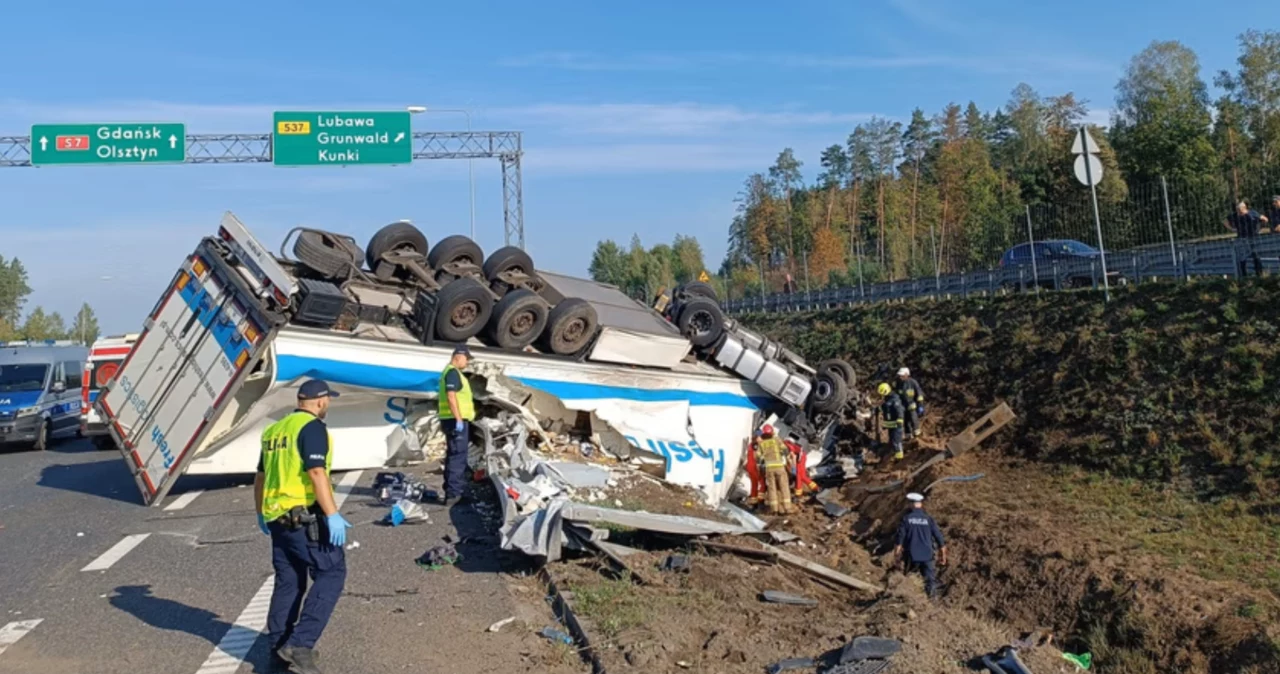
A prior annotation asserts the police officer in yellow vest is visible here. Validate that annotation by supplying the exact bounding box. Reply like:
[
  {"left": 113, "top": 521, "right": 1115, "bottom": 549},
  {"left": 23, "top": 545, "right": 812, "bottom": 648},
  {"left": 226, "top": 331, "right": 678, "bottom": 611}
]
[
  {"left": 439, "top": 345, "right": 475, "bottom": 505},
  {"left": 254, "top": 379, "right": 350, "bottom": 674}
]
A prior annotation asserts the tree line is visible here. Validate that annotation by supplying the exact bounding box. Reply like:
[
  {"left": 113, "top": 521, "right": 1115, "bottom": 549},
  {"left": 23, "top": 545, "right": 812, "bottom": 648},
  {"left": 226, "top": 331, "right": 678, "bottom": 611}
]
[
  {"left": 0, "top": 255, "right": 101, "bottom": 344},
  {"left": 587, "top": 32, "right": 1280, "bottom": 297}
]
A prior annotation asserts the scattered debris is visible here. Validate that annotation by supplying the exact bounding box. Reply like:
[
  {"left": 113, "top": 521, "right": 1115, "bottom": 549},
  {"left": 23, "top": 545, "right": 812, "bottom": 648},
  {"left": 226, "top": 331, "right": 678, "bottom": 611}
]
[
  {"left": 538, "top": 626, "right": 574, "bottom": 645},
  {"left": 980, "top": 646, "right": 1033, "bottom": 674},
  {"left": 945, "top": 402, "right": 1015, "bottom": 457},
  {"left": 1061, "top": 652, "right": 1092, "bottom": 670},
  {"left": 766, "top": 657, "right": 816, "bottom": 673},
  {"left": 758, "top": 542, "right": 884, "bottom": 593},
  {"left": 841, "top": 636, "right": 902, "bottom": 662},
  {"left": 487, "top": 616, "right": 516, "bottom": 633},
  {"left": 415, "top": 542, "right": 461, "bottom": 570},
  {"left": 384, "top": 499, "right": 429, "bottom": 526},
  {"left": 760, "top": 590, "right": 817, "bottom": 607},
  {"left": 661, "top": 554, "right": 691, "bottom": 573}
]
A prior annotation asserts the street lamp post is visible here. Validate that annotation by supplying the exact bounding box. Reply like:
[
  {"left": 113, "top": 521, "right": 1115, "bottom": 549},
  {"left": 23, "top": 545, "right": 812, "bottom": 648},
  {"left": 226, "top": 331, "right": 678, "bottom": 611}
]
[{"left": 407, "top": 105, "right": 476, "bottom": 241}]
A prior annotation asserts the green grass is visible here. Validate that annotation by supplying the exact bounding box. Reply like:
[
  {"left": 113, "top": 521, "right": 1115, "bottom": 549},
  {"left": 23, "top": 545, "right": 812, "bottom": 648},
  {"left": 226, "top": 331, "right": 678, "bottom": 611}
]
[{"left": 568, "top": 573, "right": 652, "bottom": 639}]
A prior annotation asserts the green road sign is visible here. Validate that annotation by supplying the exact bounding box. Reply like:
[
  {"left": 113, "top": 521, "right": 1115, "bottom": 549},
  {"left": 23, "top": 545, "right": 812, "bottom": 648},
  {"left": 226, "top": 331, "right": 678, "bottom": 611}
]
[
  {"left": 30, "top": 123, "right": 186, "bottom": 166},
  {"left": 271, "top": 111, "right": 413, "bottom": 167}
]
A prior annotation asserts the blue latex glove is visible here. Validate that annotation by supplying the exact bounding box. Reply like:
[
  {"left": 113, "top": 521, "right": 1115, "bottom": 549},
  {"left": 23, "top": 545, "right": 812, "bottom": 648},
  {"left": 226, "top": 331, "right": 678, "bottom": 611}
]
[
  {"left": 917, "top": 404, "right": 925, "bottom": 416},
  {"left": 257, "top": 512, "right": 270, "bottom": 536},
  {"left": 326, "top": 513, "right": 351, "bottom": 547},
  {"left": 452, "top": 421, "right": 468, "bottom": 437}
]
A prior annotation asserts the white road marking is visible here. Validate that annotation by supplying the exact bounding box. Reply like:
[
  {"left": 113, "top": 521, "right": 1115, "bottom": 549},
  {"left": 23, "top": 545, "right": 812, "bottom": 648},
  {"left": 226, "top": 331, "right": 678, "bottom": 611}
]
[
  {"left": 81, "top": 534, "right": 151, "bottom": 572},
  {"left": 0, "top": 619, "right": 42, "bottom": 656},
  {"left": 164, "top": 490, "right": 205, "bottom": 511},
  {"left": 193, "top": 470, "right": 363, "bottom": 674}
]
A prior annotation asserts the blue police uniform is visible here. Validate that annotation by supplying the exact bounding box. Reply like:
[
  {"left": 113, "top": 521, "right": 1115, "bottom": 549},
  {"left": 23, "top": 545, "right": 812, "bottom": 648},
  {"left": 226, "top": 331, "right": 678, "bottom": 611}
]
[
  {"left": 896, "top": 507, "right": 945, "bottom": 597},
  {"left": 259, "top": 407, "right": 347, "bottom": 654},
  {"left": 438, "top": 357, "right": 475, "bottom": 501}
]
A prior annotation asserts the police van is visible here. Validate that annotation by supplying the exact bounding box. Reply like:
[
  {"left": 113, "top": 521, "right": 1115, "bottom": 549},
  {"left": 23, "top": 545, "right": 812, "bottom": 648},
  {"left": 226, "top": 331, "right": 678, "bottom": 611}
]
[
  {"left": 80, "top": 334, "right": 139, "bottom": 450},
  {"left": 0, "top": 340, "right": 88, "bottom": 450}
]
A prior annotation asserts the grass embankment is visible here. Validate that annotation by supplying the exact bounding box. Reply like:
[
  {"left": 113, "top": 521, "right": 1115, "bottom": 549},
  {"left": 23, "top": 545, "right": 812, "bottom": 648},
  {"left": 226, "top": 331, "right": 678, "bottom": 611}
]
[{"left": 743, "top": 279, "right": 1280, "bottom": 592}]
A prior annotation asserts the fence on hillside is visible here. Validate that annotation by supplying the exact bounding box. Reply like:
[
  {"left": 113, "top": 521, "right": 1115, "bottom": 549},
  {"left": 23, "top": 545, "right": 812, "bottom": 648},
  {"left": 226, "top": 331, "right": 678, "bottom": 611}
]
[{"left": 721, "top": 171, "right": 1280, "bottom": 314}]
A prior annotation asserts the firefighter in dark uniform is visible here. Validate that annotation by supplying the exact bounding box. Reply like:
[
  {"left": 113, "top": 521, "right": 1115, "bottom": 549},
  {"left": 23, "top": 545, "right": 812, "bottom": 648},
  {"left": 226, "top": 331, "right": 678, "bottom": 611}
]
[
  {"left": 877, "top": 382, "right": 906, "bottom": 461},
  {"left": 439, "top": 344, "right": 475, "bottom": 505},
  {"left": 255, "top": 379, "right": 350, "bottom": 674},
  {"left": 895, "top": 367, "right": 925, "bottom": 440},
  {"left": 895, "top": 492, "right": 948, "bottom": 598}
]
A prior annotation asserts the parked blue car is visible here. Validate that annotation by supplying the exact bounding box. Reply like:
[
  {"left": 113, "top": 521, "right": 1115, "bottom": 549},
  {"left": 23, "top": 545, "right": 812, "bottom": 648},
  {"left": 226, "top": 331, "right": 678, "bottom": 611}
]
[{"left": 999, "top": 239, "right": 1124, "bottom": 288}]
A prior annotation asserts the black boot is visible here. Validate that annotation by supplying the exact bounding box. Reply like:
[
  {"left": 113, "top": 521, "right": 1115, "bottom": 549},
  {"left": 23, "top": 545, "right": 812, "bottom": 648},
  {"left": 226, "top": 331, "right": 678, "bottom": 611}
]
[{"left": 277, "top": 646, "right": 323, "bottom": 674}]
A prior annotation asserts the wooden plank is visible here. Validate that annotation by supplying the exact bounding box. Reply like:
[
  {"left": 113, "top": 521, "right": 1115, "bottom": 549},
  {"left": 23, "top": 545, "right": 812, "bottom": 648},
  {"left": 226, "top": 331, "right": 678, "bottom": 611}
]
[
  {"left": 759, "top": 543, "right": 884, "bottom": 594},
  {"left": 946, "top": 402, "right": 1016, "bottom": 457}
]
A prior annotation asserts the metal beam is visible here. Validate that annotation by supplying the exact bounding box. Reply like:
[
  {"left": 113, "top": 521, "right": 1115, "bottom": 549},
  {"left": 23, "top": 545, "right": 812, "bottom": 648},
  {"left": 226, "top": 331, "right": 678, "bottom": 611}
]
[{"left": 0, "top": 131, "right": 526, "bottom": 247}]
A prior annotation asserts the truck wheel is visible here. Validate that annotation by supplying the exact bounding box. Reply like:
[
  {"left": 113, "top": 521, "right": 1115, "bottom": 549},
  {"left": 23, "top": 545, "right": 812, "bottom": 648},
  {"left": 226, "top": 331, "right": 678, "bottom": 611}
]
[
  {"left": 486, "top": 289, "right": 548, "bottom": 350},
  {"left": 34, "top": 421, "right": 51, "bottom": 452},
  {"left": 427, "top": 235, "right": 484, "bottom": 271},
  {"left": 294, "top": 230, "right": 363, "bottom": 280},
  {"left": 818, "top": 359, "right": 857, "bottom": 389},
  {"left": 540, "top": 298, "right": 598, "bottom": 355},
  {"left": 483, "top": 246, "right": 536, "bottom": 281},
  {"left": 810, "top": 371, "right": 848, "bottom": 414},
  {"left": 676, "top": 297, "right": 725, "bottom": 348},
  {"left": 433, "top": 277, "right": 494, "bottom": 342},
  {"left": 366, "top": 222, "right": 429, "bottom": 281},
  {"left": 680, "top": 281, "right": 718, "bottom": 302}
]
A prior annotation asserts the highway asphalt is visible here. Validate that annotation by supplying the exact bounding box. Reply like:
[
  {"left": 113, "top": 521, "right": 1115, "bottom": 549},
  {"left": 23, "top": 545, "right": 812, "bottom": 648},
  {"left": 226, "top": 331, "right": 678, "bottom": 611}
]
[{"left": 0, "top": 439, "right": 587, "bottom": 674}]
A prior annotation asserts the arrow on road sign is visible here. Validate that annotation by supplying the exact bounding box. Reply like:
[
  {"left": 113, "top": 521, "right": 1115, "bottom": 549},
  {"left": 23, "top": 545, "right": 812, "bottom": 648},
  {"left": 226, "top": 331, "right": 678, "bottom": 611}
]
[
  {"left": 169, "top": 135, "right": 177, "bottom": 149},
  {"left": 394, "top": 132, "right": 405, "bottom": 143},
  {"left": 39, "top": 137, "right": 47, "bottom": 151}
]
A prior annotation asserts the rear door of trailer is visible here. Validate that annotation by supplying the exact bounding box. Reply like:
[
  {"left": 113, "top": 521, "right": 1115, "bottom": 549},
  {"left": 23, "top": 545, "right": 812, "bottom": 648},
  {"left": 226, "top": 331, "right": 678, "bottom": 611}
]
[{"left": 97, "top": 218, "right": 289, "bottom": 505}]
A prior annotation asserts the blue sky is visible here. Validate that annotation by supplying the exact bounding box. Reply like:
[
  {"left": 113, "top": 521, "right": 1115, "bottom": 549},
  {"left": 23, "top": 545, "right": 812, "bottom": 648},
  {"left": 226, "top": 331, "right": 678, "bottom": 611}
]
[{"left": 0, "top": 0, "right": 1268, "bottom": 333}]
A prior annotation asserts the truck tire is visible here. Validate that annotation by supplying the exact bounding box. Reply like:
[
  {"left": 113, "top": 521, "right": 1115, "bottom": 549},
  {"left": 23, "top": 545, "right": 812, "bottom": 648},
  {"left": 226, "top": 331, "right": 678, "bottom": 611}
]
[
  {"left": 676, "top": 297, "right": 725, "bottom": 348},
  {"left": 680, "top": 281, "right": 718, "bottom": 301},
  {"left": 427, "top": 235, "right": 484, "bottom": 271},
  {"left": 483, "top": 246, "right": 536, "bottom": 281},
  {"left": 810, "top": 370, "right": 848, "bottom": 414},
  {"left": 485, "top": 289, "right": 548, "bottom": 350},
  {"left": 818, "top": 359, "right": 857, "bottom": 389},
  {"left": 433, "top": 277, "right": 494, "bottom": 342},
  {"left": 539, "top": 298, "right": 598, "bottom": 355},
  {"left": 294, "top": 230, "right": 363, "bottom": 280},
  {"left": 366, "top": 222, "right": 429, "bottom": 281}
]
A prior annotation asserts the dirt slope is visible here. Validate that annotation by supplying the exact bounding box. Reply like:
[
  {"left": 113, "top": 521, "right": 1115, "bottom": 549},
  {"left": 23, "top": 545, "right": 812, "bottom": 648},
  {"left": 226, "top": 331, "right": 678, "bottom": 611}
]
[{"left": 745, "top": 278, "right": 1280, "bottom": 497}]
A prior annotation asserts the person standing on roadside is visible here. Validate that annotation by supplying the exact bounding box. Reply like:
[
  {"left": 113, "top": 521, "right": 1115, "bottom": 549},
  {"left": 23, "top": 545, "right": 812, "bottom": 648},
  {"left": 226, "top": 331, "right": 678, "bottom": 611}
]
[
  {"left": 1266, "top": 196, "right": 1280, "bottom": 235},
  {"left": 256, "top": 379, "right": 350, "bottom": 674},
  {"left": 439, "top": 344, "right": 476, "bottom": 506},
  {"left": 894, "top": 492, "right": 947, "bottom": 599},
  {"left": 1224, "top": 201, "right": 1268, "bottom": 277},
  {"left": 895, "top": 367, "right": 926, "bottom": 440}
]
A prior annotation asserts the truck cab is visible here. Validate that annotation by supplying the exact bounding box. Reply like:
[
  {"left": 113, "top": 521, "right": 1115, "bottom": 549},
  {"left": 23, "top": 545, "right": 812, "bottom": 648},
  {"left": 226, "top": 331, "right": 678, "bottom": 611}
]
[
  {"left": 0, "top": 341, "right": 88, "bottom": 450},
  {"left": 80, "top": 334, "right": 139, "bottom": 450}
]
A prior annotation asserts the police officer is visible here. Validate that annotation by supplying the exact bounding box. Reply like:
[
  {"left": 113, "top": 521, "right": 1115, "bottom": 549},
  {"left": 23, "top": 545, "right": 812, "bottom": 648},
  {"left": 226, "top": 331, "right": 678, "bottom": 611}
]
[
  {"left": 439, "top": 345, "right": 475, "bottom": 505},
  {"left": 255, "top": 379, "right": 350, "bottom": 674},
  {"left": 895, "top": 367, "right": 925, "bottom": 440},
  {"left": 894, "top": 492, "right": 947, "bottom": 598},
  {"left": 877, "top": 383, "right": 906, "bottom": 461}
]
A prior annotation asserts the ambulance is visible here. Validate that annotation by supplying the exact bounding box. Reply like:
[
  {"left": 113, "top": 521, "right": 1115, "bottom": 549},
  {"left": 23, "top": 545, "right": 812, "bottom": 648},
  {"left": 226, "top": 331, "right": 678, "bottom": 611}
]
[{"left": 79, "top": 334, "right": 139, "bottom": 449}]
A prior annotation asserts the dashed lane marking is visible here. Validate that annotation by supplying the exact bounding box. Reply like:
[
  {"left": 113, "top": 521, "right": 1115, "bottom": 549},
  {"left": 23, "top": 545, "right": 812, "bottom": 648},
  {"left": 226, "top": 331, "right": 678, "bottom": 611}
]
[
  {"left": 193, "top": 470, "right": 364, "bottom": 674},
  {"left": 164, "top": 490, "right": 205, "bottom": 511},
  {"left": 0, "top": 619, "right": 42, "bottom": 657},
  {"left": 81, "top": 534, "right": 151, "bottom": 572}
]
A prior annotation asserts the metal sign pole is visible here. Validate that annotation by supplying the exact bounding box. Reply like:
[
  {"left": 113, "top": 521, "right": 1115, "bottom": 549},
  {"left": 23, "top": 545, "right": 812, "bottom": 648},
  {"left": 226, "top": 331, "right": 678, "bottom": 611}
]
[
  {"left": 1025, "top": 205, "right": 1038, "bottom": 294},
  {"left": 1079, "top": 127, "right": 1111, "bottom": 302},
  {"left": 1160, "top": 176, "right": 1179, "bottom": 279}
]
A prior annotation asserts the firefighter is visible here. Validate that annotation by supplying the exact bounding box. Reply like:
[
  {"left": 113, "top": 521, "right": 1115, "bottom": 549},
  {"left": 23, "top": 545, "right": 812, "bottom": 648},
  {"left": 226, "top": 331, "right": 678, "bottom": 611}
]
[
  {"left": 756, "top": 424, "right": 795, "bottom": 514},
  {"left": 878, "top": 382, "right": 906, "bottom": 461},
  {"left": 895, "top": 367, "right": 925, "bottom": 440},
  {"left": 744, "top": 429, "right": 765, "bottom": 505},
  {"left": 786, "top": 437, "right": 819, "bottom": 497}
]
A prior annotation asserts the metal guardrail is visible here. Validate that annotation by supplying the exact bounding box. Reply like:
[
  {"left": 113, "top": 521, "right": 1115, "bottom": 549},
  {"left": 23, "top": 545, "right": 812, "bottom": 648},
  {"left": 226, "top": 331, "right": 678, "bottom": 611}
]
[{"left": 725, "top": 236, "right": 1280, "bottom": 314}]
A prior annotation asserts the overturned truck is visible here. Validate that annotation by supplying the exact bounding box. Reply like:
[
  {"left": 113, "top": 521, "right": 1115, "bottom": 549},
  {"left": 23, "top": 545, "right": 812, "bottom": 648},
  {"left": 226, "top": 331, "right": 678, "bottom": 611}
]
[{"left": 94, "top": 212, "right": 862, "bottom": 512}]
